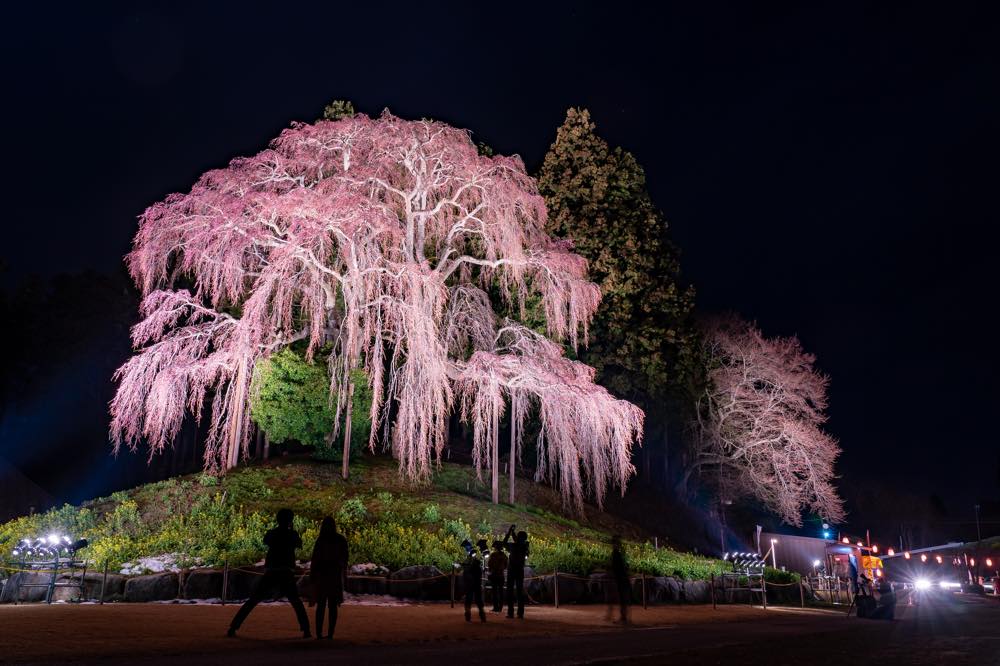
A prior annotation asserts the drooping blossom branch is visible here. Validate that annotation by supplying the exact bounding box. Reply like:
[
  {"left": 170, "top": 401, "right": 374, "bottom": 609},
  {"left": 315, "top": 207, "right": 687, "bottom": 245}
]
[{"left": 111, "top": 111, "right": 642, "bottom": 505}]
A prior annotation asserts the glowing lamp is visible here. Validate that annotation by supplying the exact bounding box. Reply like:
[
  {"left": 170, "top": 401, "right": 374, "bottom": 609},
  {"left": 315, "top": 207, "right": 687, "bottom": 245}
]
[
  {"left": 857, "top": 541, "right": 863, "bottom": 547},
  {"left": 842, "top": 537, "right": 850, "bottom": 544},
  {"left": 935, "top": 555, "right": 943, "bottom": 564},
  {"left": 915, "top": 578, "right": 931, "bottom": 591},
  {"left": 921, "top": 554, "right": 928, "bottom": 562},
  {"left": 875, "top": 569, "right": 883, "bottom": 577},
  {"left": 887, "top": 548, "right": 895, "bottom": 557},
  {"left": 904, "top": 552, "right": 911, "bottom": 559},
  {"left": 970, "top": 558, "right": 975, "bottom": 567},
  {"left": 812, "top": 559, "right": 821, "bottom": 567},
  {"left": 872, "top": 545, "right": 878, "bottom": 553},
  {"left": 987, "top": 558, "right": 993, "bottom": 567}
]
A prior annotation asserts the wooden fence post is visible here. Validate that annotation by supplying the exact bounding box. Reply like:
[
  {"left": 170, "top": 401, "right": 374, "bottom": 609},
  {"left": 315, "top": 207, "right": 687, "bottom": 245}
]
[
  {"left": 221, "top": 559, "right": 229, "bottom": 606},
  {"left": 100, "top": 560, "right": 109, "bottom": 605},
  {"left": 761, "top": 578, "right": 767, "bottom": 609},
  {"left": 554, "top": 571, "right": 559, "bottom": 608},
  {"left": 641, "top": 573, "right": 647, "bottom": 609},
  {"left": 800, "top": 581, "right": 805, "bottom": 608}
]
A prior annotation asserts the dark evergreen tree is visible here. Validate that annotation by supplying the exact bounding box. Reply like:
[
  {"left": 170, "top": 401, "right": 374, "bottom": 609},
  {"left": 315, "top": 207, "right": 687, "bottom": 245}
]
[{"left": 538, "top": 108, "right": 702, "bottom": 485}]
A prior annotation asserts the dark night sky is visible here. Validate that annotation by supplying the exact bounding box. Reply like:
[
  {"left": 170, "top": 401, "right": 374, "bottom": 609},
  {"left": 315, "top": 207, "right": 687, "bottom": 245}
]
[{"left": 2, "top": 3, "right": 997, "bottom": 535}]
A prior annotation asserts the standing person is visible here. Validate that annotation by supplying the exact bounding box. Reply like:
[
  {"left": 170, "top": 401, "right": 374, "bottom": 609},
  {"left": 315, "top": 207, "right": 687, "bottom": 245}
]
[
  {"left": 608, "top": 535, "right": 631, "bottom": 625},
  {"left": 461, "top": 540, "right": 486, "bottom": 622},
  {"left": 228, "top": 508, "right": 311, "bottom": 638},
  {"left": 310, "top": 516, "right": 349, "bottom": 639},
  {"left": 502, "top": 524, "right": 529, "bottom": 619},
  {"left": 487, "top": 540, "right": 508, "bottom": 612}
]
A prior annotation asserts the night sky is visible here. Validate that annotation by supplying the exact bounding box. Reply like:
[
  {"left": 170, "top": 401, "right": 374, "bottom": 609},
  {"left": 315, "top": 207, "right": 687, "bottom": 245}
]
[{"left": 2, "top": 4, "right": 997, "bottom": 537}]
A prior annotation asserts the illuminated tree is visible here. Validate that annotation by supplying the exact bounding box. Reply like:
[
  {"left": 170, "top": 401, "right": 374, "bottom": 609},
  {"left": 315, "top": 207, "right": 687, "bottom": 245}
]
[
  {"left": 687, "top": 315, "right": 845, "bottom": 525},
  {"left": 110, "top": 111, "right": 643, "bottom": 509}
]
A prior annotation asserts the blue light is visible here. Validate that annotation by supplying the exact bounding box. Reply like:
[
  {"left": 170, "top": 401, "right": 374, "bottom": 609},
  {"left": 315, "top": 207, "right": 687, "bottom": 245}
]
[{"left": 823, "top": 531, "right": 831, "bottom": 539}]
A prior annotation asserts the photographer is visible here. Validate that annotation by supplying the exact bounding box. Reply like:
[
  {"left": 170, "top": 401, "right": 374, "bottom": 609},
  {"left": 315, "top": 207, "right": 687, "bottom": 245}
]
[
  {"left": 502, "top": 524, "right": 529, "bottom": 619},
  {"left": 228, "top": 508, "right": 311, "bottom": 639},
  {"left": 461, "top": 539, "right": 487, "bottom": 622}
]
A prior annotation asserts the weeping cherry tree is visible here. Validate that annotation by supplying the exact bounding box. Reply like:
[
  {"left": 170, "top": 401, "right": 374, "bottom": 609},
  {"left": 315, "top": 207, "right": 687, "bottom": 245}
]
[{"left": 110, "top": 111, "right": 643, "bottom": 511}]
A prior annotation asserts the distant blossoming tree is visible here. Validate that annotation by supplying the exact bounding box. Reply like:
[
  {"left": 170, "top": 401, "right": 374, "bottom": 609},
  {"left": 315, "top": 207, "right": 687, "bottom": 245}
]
[
  {"left": 688, "top": 315, "right": 845, "bottom": 525},
  {"left": 110, "top": 111, "right": 643, "bottom": 510}
]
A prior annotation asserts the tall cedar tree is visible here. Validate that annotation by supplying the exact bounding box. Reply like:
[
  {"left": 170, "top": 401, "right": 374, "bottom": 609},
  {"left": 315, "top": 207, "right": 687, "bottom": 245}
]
[{"left": 539, "top": 109, "right": 701, "bottom": 475}]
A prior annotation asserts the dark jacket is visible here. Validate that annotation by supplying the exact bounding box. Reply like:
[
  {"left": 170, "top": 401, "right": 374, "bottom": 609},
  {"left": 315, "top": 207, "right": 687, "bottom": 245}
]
[
  {"left": 488, "top": 550, "right": 508, "bottom": 577},
  {"left": 463, "top": 552, "right": 484, "bottom": 583},
  {"left": 503, "top": 537, "right": 529, "bottom": 574},
  {"left": 263, "top": 527, "right": 302, "bottom": 571}
]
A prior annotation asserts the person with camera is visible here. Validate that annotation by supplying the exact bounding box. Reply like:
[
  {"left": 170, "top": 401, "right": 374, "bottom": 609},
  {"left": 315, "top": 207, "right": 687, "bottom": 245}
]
[
  {"left": 502, "top": 524, "right": 529, "bottom": 619},
  {"left": 461, "top": 539, "right": 487, "bottom": 622},
  {"left": 228, "top": 508, "right": 311, "bottom": 638}
]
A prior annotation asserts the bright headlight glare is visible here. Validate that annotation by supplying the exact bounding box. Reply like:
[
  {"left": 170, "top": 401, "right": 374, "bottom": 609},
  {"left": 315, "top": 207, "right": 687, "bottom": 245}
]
[{"left": 914, "top": 578, "right": 931, "bottom": 591}]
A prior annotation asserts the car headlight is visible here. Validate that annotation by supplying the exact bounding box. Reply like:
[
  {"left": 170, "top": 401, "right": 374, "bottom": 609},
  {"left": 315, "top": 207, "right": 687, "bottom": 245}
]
[{"left": 914, "top": 578, "right": 931, "bottom": 591}]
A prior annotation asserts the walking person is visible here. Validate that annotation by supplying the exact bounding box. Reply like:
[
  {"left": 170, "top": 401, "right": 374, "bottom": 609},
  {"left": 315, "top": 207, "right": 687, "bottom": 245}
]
[
  {"left": 502, "top": 524, "right": 529, "bottom": 619},
  {"left": 487, "top": 540, "right": 508, "bottom": 612},
  {"left": 461, "top": 539, "right": 486, "bottom": 622},
  {"left": 608, "top": 535, "right": 631, "bottom": 625},
  {"left": 228, "top": 508, "right": 311, "bottom": 638},
  {"left": 310, "top": 516, "right": 349, "bottom": 639}
]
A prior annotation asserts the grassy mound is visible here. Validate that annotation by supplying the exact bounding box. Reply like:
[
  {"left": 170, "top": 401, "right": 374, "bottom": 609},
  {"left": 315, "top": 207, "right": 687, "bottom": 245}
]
[{"left": 0, "top": 456, "right": 732, "bottom": 580}]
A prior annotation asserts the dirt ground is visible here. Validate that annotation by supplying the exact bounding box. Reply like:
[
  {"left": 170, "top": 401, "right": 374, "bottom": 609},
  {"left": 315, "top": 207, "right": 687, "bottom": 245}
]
[
  {"left": 2, "top": 594, "right": 998, "bottom": 665},
  {"left": 0, "top": 601, "right": 753, "bottom": 661}
]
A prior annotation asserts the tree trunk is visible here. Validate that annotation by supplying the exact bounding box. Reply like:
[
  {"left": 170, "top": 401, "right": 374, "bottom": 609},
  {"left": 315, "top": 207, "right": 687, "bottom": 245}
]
[
  {"left": 254, "top": 427, "right": 264, "bottom": 460},
  {"left": 662, "top": 423, "right": 669, "bottom": 483},
  {"left": 491, "top": 407, "right": 500, "bottom": 505},
  {"left": 263, "top": 432, "right": 270, "bottom": 461},
  {"left": 509, "top": 408, "right": 516, "bottom": 504},
  {"left": 225, "top": 359, "right": 249, "bottom": 470},
  {"left": 342, "top": 381, "right": 354, "bottom": 480}
]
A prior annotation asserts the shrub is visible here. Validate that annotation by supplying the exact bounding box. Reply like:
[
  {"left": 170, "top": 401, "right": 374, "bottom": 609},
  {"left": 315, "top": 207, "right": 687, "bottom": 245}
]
[
  {"left": 337, "top": 498, "right": 367, "bottom": 526},
  {"left": 442, "top": 518, "right": 471, "bottom": 542},
  {"left": 422, "top": 504, "right": 441, "bottom": 523}
]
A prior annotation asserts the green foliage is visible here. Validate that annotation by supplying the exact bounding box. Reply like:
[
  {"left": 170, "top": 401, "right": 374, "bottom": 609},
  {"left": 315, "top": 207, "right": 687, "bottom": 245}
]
[
  {"left": 442, "top": 518, "right": 472, "bottom": 542},
  {"left": 337, "top": 498, "right": 368, "bottom": 526},
  {"left": 421, "top": 503, "right": 441, "bottom": 523},
  {"left": 322, "top": 100, "right": 356, "bottom": 121},
  {"left": 251, "top": 346, "right": 372, "bottom": 464},
  {"left": 538, "top": 108, "right": 702, "bottom": 413},
  {"left": 251, "top": 347, "right": 335, "bottom": 448},
  {"left": 0, "top": 460, "right": 728, "bottom": 580},
  {"left": 764, "top": 567, "right": 801, "bottom": 584}
]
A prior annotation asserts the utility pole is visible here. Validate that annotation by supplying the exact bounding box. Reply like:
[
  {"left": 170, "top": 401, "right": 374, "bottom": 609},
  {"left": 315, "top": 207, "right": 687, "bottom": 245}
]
[{"left": 974, "top": 504, "right": 982, "bottom": 543}]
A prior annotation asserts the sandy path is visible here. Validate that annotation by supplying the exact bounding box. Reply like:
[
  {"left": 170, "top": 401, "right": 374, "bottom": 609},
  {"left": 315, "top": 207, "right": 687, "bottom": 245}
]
[{"left": 0, "top": 601, "right": 778, "bottom": 662}]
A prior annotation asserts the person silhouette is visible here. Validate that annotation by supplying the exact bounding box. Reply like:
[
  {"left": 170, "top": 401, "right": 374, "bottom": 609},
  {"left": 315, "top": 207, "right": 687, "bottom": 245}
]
[
  {"left": 461, "top": 539, "right": 487, "bottom": 622},
  {"left": 487, "top": 540, "right": 508, "bottom": 612},
  {"left": 310, "top": 516, "right": 349, "bottom": 639},
  {"left": 227, "top": 508, "right": 311, "bottom": 638},
  {"left": 608, "top": 535, "right": 631, "bottom": 625},
  {"left": 502, "top": 525, "right": 529, "bottom": 619}
]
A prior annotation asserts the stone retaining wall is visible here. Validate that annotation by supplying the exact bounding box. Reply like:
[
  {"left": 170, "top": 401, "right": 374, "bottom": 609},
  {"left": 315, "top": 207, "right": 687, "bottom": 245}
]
[{"left": 2, "top": 567, "right": 802, "bottom": 605}]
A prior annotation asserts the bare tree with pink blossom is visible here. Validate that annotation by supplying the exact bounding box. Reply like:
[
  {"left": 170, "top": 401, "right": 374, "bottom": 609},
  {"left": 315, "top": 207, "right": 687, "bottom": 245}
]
[
  {"left": 686, "top": 315, "right": 845, "bottom": 526},
  {"left": 110, "top": 111, "right": 643, "bottom": 509}
]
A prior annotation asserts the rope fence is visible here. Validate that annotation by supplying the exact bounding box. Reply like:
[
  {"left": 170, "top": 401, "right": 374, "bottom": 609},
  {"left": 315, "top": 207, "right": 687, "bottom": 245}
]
[{"left": 3, "top": 561, "right": 808, "bottom": 610}]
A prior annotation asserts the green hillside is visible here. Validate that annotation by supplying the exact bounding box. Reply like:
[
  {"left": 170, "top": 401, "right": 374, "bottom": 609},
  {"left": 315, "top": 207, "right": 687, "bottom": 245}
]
[{"left": 1, "top": 456, "right": 729, "bottom": 580}]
